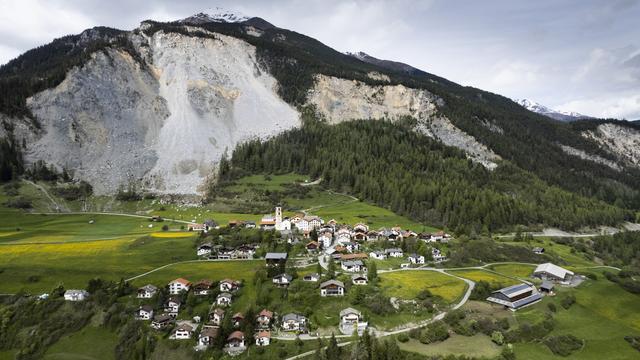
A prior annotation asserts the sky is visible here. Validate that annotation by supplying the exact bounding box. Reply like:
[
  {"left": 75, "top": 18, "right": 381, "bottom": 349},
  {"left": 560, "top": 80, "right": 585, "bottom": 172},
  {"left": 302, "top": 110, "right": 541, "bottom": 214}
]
[{"left": 1, "top": 0, "right": 639, "bottom": 119}]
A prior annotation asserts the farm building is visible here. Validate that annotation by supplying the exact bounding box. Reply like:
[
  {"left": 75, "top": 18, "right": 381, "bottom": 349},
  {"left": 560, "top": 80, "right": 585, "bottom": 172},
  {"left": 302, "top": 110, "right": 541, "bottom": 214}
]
[
  {"left": 534, "top": 263, "right": 574, "bottom": 282},
  {"left": 486, "top": 283, "right": 542, "bottom": 310}
]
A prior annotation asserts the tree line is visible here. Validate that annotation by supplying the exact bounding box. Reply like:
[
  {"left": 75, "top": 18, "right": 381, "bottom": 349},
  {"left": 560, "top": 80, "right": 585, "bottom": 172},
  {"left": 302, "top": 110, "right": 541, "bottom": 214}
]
[{"left": 219, "top": 117, "right": 629, "bottom": 233}]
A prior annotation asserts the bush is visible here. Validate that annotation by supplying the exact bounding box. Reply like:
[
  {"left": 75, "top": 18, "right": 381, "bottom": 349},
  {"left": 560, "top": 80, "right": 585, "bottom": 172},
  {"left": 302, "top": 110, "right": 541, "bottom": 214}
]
[
  {"left": 583, "top": 272, "right": 598, "bottom": 280},
  {"left": 397, "top": 333, "right": 410, "bottom": 343},
  {"left": 624, "top": 335, "right": 640, "bottom": 352},
  {"left": 419, "top": 320, "right": 449, "bottom": 344},
  {"left": 547, "top": 303, "right": 557, "bottom": 313},
  {"left": 491, "top": 331, "right": 505, "bottom": 345},
  {"left": 161, "top": 225, "right": 169, "bottom": 231},
  {"left": 544, "top": 334, "right": 584, "bottom": 356},
  {"left": 4, "top": 196, "right": 32, "bottom": 209},
  {"left": 561, "top": 294, "right": 576, "bottom": 309}
]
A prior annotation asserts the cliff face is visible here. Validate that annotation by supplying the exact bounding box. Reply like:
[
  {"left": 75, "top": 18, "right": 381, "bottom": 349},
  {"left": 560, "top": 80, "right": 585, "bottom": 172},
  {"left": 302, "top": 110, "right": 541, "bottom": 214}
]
[
  {"left": 582, "top": 123, "right": 640, "bottom": 168},
  {"left": 307, "top": 74, "right": 501, "bottom": 168},
  {"left": 23, "top": 29, "right": 299, "bottom": 195}
]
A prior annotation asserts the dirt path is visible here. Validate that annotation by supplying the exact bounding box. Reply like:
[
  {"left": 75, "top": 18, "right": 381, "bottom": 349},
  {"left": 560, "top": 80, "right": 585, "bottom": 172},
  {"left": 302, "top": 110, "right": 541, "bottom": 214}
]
[{"left": 29, "top": 211, "right": 192, "bottom": 224}]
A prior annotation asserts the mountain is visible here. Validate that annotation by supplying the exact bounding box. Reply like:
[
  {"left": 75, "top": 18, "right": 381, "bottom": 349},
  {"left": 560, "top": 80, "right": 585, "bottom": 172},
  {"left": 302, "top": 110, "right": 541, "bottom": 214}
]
[
  {"left": 1, "top": 10, "right": 640, "bottom": 228},
  {"left": 515, "top": 98, "right": 591, "bottom": 122},
  {"left": 346, "top": 51, "right": 426, "bottom": 76}
]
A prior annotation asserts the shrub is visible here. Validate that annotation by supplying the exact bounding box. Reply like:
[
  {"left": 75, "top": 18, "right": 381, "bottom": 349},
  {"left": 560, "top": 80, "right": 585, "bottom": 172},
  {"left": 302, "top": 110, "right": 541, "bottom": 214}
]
[
  {"left": 561, "top": 294, "right": 576, "bottom": 309},
  {"left": 419, "top": 320, "right": 449, "bottom": 344},
  {"left": 624, "top": 335, "right": 640, "bottom": 352},
  {"left": 491, "top": 331, "right": 505, "bottom": 345},
  {"left": 397, "top": 333, "right": 409, "bottom": 343},
  {"left": 544, "top": 334, "right": 584, "bottom": 356},
  {"left": 4, "top": 196, "right": 32, "bottom": 209},
  {"left": 161, "top": 225, "right": 169, "bottom": 231},
  {"left": 547, "top": 303, "right": 557, "bottom": 313},
  {"left": 583, "top": 272, "right": 598, "bottom": 280}
]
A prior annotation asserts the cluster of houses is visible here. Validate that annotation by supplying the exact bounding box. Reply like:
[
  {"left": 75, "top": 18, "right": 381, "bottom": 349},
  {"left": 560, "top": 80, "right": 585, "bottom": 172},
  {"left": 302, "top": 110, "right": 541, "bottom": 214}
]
[
  {"left": 197, "top": 243, "right": 257, "bottom": 259},
  {"left": 486, "top": 262, "right": 576, "bottom": 311}
]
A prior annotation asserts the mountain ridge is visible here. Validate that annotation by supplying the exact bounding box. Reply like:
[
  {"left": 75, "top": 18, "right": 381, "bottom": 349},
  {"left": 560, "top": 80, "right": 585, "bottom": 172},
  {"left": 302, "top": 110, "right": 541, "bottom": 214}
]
[{"left": 1, "top": 12, "right": 639, "bottom": 221}]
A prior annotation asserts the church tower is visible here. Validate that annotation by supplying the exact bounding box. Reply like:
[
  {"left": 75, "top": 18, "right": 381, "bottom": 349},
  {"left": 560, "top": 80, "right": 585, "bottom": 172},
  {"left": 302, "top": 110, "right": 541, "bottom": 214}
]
[{"left": 275, "top": 206, "right": 283, "bottom": 230}]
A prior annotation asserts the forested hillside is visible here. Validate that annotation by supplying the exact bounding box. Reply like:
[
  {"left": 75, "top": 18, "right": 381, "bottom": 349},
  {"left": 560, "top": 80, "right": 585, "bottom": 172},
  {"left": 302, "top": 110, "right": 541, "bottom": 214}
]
[{"left": 217, "top": 114, "right": 629, "bottom": 232}]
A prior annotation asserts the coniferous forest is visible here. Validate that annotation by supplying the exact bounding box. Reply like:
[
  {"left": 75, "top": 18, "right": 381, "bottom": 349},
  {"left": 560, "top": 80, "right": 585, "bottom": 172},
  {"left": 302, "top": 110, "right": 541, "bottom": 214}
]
[{"left": 218, "top": 114, "right": 630, "bottom": 233}]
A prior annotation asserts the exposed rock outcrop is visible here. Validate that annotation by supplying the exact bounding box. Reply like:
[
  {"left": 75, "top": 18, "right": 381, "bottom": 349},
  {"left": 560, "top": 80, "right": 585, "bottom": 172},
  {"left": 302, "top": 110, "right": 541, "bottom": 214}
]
[
  {"left": 582, "top": 123, "right": 640, "bottom": 168},
  {"left": 307, "top": 75, "right": 501, "bottom": 168}
]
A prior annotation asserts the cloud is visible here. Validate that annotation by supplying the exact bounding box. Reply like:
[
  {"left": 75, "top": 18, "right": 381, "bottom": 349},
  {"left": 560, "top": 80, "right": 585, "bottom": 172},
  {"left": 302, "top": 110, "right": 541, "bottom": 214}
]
[
  {"left": 558, "top": 93, "right": 640, "bottom": 120},
  {"left": 0, "top": 0, "right": 638, "bottom": 119}
]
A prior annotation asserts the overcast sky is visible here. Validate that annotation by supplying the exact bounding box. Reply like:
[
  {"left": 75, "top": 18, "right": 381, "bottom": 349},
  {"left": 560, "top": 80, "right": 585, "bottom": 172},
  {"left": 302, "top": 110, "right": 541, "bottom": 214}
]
[{"left": 1, "top": 0, "right": 639, "bottom": 119}]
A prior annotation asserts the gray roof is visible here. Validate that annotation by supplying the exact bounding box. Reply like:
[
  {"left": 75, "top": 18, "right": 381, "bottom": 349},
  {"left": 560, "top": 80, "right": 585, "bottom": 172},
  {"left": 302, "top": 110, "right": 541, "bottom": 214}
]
[
  {"left": 282, "top": 313, "right": 306, "bottom": 322},
  {"left": 339, "top": 307, "right": 361, "bottom": 317},
  {"left": 540, "top": 280, "right": 555, "bottom": 290},
  {"left": 265, "top": 252, "right": 288, "bottom": 260},
  {"left": 274, "top": 274, "right": 293, "bottom": 281},
  {"left": 342, "top": 260, "right": 364, "bottom": 266},
  {"left": 497, "top": 283, "right": 534, "bottom": 297},
  {"left": 352, "top": 274, "right": 368, "bottom": 280},
  {"left": 320, "top": 280, "right": 345, "bottom": 288},
  {"left": 385, "top": 248, "right": 403, "bottom": 253}
]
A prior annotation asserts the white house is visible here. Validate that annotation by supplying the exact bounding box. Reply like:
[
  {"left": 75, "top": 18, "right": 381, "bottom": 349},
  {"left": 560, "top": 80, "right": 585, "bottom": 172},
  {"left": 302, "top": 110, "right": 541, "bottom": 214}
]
[
  {"left": 408, "top": 254, "right": 425, "bottom": 264},
  {"left": 168, "top": 278, "right": 191, "bottom": 295},
  {"left": 64, "top": 289, "right": 89, "bottom": 301},
  {"left": 339, "top": 308, "right": 368, "bottom": 335},
  {"left": 256, "top": 309, "right": 274, "bottom": 329},
  {"left": 151, "top": 314, "right": 173, "bottom": 330},
  {"left": 341, "top": 260, "right": 366, "bottom": 272},
  {"left": 219, "top": 279, "right": 239, "bottom": 292},
  {"left": 345, "top": 242, "right": 360, "bottom": 253},
  {"left": 165, "top": 297, "right": 181, "bottom": 316},
  {"left": 255, "top": 331, "right": 271, "bottom": 346},
  {"left": 173, "top": 324, "right": 194, "bottom": 340},
  {"left": 209, "top": 308, "right": 225, "bottom": 325},
  {"left": 227, "top": 331, "right": 246, "bottom": 349},
  {"left": 198, "top": 326, "right": 220, "bottom": 347},
  {"left": 432, "top": 248, "right": 447, "bottom": 263},
  {"left": 137, "top": 284, "right": 158, "bottom": 299},
  {"left": 197, "top": 243, "right": 213, "bottom": 256},
  {"left": 193, "top": 280, "right": 213, "bottom": 296},
  {"left": 303, "top": 273, "right": 321, "bottom": 282},
  {"left": 320, "top": 280, "right": 345, "bottom": 297},
  {"left": 281, "top": 313, "right": 307, "bottom": 332},
  {"left": 136, "top": 305, "right": 154, "bottom": 320},
  {"left": 352, "top": 274, "right": 368, "bottom": 285},
  {"left": 272, "top": 273, "right": 293, "bottom": 287},
  {"left": 369, "top": 251, "right": 387, "bottom": 260},
  {"left": 319, "top": 233, "right": 333, "bottom": 248},
  {"left": 385, "top": 248, "right": 404, "bottom": 258},
  {"left": 217, "top": 292, "right": 233, "bottom": 306}
]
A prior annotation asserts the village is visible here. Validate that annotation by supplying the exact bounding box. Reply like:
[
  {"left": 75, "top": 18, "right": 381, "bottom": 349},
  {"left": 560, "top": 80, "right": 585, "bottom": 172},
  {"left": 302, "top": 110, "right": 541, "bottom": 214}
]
[{"left": 57, "top": 207, "right": 580, "bottom": 356}]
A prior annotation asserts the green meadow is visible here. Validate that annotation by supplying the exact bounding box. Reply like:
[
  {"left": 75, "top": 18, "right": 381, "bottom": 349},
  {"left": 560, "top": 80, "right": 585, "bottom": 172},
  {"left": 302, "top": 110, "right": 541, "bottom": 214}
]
[{"left": 379, "top": 270, "right": 468, "bottom": 303}]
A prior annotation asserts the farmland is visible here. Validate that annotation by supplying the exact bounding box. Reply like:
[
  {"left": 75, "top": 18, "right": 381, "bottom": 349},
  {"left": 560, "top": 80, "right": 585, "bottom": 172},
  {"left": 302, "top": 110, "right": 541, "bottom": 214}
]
[{"left": 378, "top": 270, "right": 468, "bottom": 303}]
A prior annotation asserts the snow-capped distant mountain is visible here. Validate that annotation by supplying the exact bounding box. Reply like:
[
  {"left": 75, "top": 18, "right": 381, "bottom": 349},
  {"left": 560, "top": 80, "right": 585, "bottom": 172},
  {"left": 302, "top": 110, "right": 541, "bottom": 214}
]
[
  {"left": 516, "top": 99, "right": 591, "bottom": 122},
  {"left": 180, "top": 7, "right": 250, "bottom": 24}
]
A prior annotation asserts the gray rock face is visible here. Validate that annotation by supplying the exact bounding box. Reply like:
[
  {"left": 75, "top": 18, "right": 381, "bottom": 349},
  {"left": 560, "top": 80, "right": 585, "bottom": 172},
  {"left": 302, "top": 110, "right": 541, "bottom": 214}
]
[
  {"left": 23, "top": 28, "right": 300, "bottom": 195},
  {"left": 26, "top": 49, "right": 166, "bottom": 194}
]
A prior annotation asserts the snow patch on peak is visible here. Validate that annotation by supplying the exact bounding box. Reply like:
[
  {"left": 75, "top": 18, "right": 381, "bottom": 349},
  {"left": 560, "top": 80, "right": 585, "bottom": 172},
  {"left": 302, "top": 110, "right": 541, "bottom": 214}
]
[
  {"left": 515, "top": 98, "right": 590, "bottom": 122},
  {"left": 180, "top": 7, "right": 250, "bottom": 24}
]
